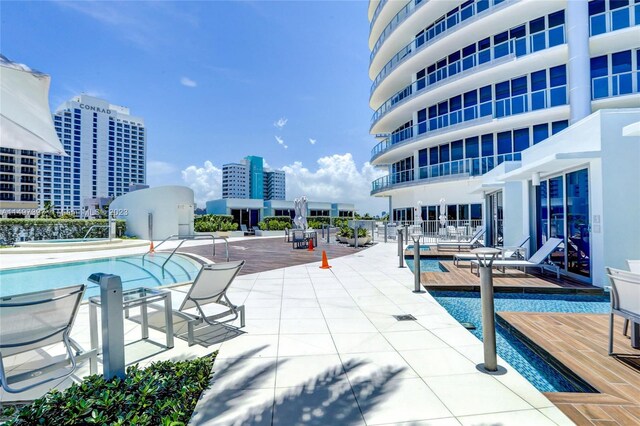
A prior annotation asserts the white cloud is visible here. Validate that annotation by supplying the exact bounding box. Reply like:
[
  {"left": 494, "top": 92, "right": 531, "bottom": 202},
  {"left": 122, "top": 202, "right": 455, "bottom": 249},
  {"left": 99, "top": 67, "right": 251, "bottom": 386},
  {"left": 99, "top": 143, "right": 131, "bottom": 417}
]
[
  {"left": 274, "top": 135, "right": 285, "bottom": 147},
  {"left": 282, "top": 153, "right": 387, "bottom": 215},
  {"left": 283, "top": 145, "right": 288, "bottom": 149},
  {"left": 309, "top": 138, "right": 316, "bottom": 145},
  {"left": 181, "top": 161, "right": 222, "bottom": 207},
  {"left": 147, "top": 160, "right": 178, "bottom": 177},
  {"left": 273, "top": 117, "right": 288, "bottom": 129},
  {"left": 180, "top": 77, "right": 197, "bottom": 87}
]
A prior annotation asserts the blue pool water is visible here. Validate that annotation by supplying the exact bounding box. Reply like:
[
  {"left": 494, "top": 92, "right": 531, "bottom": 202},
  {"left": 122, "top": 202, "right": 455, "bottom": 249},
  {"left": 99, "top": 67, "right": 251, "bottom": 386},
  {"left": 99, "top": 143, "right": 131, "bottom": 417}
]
[
  {"left": 24, "top": 238, "right": 105, "bottom": 244},
  {"left": 0, "top": 253, "right": 202, "bottom": 299},
  {"left": 405, "top": 244, "right": 430, "bottom": 251},
  {"left": 430, "top": 291, "right": 610, "bottom": 392},
  {"left": 405, "top": 258, "right": 447, "bottom": 272}
]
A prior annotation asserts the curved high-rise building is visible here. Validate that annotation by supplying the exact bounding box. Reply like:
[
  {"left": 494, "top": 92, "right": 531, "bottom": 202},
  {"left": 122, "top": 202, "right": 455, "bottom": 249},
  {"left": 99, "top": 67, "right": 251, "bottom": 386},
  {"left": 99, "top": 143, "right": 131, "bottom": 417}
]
[{"left": 368, "top": 0, "right": 640, "bottom": 285}]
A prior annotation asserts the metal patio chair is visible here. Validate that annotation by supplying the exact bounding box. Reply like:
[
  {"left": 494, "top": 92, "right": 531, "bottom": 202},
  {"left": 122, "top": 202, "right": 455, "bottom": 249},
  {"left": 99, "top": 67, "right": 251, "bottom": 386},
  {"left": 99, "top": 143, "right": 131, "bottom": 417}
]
[{"left": 606, "top": 268, "right": 640, "bottom": 355}]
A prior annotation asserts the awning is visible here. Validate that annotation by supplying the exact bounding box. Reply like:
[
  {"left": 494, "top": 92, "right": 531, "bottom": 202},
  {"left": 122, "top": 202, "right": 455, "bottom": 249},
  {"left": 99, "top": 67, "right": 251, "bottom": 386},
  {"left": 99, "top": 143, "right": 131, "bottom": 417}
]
[
  {"left": 0, "top": 55, "right": 66, "bottom": 155},
  {"left": 500, "top": 151, "right": 600, "bottom": 182}
]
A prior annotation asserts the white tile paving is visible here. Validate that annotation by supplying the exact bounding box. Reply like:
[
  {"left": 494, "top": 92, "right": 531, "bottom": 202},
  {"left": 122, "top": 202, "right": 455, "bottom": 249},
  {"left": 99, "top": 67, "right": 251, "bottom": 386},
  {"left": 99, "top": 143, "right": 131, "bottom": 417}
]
[{"left": 1, "top": 242, "right": 573, "bottom": 425}]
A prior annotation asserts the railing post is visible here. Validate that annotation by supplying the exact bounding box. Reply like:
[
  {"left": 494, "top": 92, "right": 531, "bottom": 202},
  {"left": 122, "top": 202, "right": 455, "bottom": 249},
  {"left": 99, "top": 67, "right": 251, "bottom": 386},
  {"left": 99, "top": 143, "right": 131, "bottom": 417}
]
[
  {"left": 384, "top": 222, "right": 388, "bottom": 243},
  {"left": 397, "top": 228, "right": 404, "bottom": 268}
]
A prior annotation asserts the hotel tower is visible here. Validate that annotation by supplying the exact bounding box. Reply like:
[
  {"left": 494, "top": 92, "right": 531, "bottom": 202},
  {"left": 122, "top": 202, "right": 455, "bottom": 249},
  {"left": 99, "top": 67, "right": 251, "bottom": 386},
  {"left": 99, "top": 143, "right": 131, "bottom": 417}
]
[{"left": 367, "top": 0, "right": 640, "bottom": 286}]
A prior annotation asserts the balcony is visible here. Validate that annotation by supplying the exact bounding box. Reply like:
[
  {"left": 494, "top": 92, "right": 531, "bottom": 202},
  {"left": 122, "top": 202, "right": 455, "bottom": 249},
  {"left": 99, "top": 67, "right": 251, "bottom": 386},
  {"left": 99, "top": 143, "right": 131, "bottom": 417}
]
[
  {"left": 371, "top": 0, "right": 513, "bottom": 96},
  {"left": 371, "top": 24, "right": 565, "bottom": 127},
  {"left": 369, "top": 0, "right": 388, "bottom": 29},
  {"left": 371, "top": 85, "right": 567, "bottom": 162},
  {"left": 371, "top": 153, "right": 521, "bottom": 194},
  {"left": 370, "top": 0, "right": 427, "bottom": 62},
  {"left": 592, "top": 70, "right": 639, "bottom": 100}
]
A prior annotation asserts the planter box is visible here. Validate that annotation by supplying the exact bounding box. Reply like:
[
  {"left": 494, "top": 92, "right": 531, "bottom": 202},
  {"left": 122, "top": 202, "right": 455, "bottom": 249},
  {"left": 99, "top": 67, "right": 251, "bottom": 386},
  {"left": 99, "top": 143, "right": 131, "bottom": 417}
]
[
  {"left": 346, "top": 237, "right": 368, "bottom": 247},
  {"left": 255, "top": 230, "right": 285, "bottom": 237}
]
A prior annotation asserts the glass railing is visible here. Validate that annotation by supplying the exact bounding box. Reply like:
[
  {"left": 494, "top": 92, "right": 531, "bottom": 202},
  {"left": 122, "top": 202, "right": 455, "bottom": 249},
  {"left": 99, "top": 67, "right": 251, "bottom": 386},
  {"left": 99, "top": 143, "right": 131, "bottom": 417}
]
[
  {"left": 371, "top": 0, "right": 428, "bottom": 61},
  {"left": 591, "top": 71, "right": 639, "bottom": 99},
  {"left": 371, "top": 153, "right": 522, "bottom": 192},
  {"left": 370, "top": 85, "right": 567, "bottom": 160},
  {"left": 370, "top": 0, "right": 389, "bottom": 29},
  {"left": 590, "top": 3, "right": 640, "bottom": 36},
  {"left": 371, "top": 0, "right": 513, "bottom": 95},
  {"left": 371, "top": 25, "right": 565, "bottom": 125}
]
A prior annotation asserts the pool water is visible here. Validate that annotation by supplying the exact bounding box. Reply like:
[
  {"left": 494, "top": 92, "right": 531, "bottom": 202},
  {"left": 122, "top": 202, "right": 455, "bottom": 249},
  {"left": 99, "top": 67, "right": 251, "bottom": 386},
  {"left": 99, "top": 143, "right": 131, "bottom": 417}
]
[
  {"left": 25, "top": 238, "right": 105, "bottom": 244},
  {"left": 430, "top": 291, "right": 610, "bottom": 392},
  {"left": 405, "top": 244, "right": 430, "bottom": 251},
  {"left": 0, "top": 253, "right": 202, "bottom": 299},
  {"left": 405, "top": 258, "right": 448, "bottom": 272}
]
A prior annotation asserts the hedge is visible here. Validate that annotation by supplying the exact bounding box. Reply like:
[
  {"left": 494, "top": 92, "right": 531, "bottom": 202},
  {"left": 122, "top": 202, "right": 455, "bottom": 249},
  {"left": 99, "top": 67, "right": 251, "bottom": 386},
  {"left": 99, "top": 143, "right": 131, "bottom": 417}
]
[
  {"left": 1, "top": 354, "right": 216, "bottom": 426},
  {"left": 0, "top": 219, "right": 126, "bottom": 245},
  {"left": 193, "top": 215, "right": 238, "bottom": 232}
]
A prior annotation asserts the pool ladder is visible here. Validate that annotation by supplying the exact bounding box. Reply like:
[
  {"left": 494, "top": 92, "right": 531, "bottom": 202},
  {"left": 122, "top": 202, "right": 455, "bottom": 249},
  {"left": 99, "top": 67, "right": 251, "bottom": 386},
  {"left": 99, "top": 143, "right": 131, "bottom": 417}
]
[{"left": 142, "top": 234, "right": 230, "bottom": 278}]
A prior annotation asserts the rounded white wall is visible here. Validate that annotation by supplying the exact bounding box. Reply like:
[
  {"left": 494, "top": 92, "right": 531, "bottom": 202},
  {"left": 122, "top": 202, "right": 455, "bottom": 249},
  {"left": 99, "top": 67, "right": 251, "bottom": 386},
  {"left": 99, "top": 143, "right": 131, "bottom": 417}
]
[{"left": 110, "top": 186, "right": 195, "bottom": 240}]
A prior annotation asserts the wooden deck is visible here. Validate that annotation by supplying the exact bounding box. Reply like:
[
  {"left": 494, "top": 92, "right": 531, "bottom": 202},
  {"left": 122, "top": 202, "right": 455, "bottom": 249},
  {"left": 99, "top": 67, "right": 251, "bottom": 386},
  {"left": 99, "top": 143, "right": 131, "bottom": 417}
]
[
  {"left": 166, "top": 237, "right": 367, "bottom": 276},
  {"left": 500, "top": 312, "right": 640, "bottom": 425}
]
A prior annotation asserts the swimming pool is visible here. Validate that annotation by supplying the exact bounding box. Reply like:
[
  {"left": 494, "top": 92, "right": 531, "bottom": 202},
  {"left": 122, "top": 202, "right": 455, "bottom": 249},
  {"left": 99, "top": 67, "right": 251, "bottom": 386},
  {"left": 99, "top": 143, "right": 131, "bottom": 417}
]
[
  {"left": 405, "top": 244, "right": 430, "bottom": 251},
  {"left": 0, "top": 253, "right": 203, "bottom": 299},
  {"left": 430, "top": 291, "right": 610, "bottom": 392},
  {"left": 405, "top": 257, "right": 448, "bottom": 272},
  {"left": 19, "top": 238, "right": 106, "bottom": 244}
]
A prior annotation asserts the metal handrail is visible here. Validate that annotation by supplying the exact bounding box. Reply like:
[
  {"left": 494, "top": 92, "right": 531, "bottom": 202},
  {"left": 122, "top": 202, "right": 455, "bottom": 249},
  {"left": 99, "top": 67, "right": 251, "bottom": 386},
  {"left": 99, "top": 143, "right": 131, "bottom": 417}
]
[
  {"left": 142, "top": 234, "right": 230, "bottom": 278},
  {"left": 83, "top": 225, "right": 109, "bottom": 240}
]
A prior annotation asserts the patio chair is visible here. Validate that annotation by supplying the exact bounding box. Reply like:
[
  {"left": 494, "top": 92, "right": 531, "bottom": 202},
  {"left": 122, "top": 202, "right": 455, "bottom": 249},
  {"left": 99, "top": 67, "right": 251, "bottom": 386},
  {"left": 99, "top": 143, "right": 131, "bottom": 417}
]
[
  {"left": 627, "top": 260, "right": 640, "bottom": 273},
  {"left": 292, "top": 230, "right": 308, "bottom": 249},
  {"left": 240, "top": 224, "right": 254, "bottom": 235},
  {"left": 470, "top": 237, "right": 562, "bottom": 278},
  {"left": 0, "top": 284, "right": 97, "bottom": 393},
  {"left": 158, "top": 260, "right": 246, "bottom": 346},
  {"left": 606, "top": 267, "right": 640, "bottom": 355},
  {"left": 453, "top": 236, "right": 530, "bottom": 266},
  {"left": 436, "top": 229, "right": 485, "bottom": 251}
]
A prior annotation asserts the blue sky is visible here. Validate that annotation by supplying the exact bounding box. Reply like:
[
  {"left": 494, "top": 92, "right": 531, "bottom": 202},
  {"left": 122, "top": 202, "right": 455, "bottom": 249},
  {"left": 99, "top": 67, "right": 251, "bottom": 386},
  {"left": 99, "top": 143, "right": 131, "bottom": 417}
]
[{"left": 2, "top": 0, "right": 387, "bottom": 214}]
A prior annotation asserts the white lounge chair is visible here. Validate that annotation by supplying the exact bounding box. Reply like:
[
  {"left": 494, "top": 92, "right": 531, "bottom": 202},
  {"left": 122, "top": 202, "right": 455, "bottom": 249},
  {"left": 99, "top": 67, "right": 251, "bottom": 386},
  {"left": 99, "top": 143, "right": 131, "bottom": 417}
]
[
  {"left": 437, "top": 229, "right": 485, "bottom": 251},
  {"left": 627, "top": 260, "right": 640, "bottom": 273},
  {"left": 470, "top": 237, "right": 563, "bottom": 278},
  {"left": 159, "top": 260, "right": 246, "bottom": 346},
  {"left": 0, "top": 284, "right": 97, "bottom": 393},
  {"left": 606, "top": 268, "right": 640, "bottom": 355},
  {"left": 453, "top": 236, "right": 530, "bottom": 266}
]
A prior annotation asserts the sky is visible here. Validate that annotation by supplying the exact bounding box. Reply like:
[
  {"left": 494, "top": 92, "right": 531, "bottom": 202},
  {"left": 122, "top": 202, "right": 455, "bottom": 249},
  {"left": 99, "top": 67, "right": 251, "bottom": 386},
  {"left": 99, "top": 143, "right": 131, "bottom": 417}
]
[{"left": 1, "top": 0, "right": 388, "bottom": 214}]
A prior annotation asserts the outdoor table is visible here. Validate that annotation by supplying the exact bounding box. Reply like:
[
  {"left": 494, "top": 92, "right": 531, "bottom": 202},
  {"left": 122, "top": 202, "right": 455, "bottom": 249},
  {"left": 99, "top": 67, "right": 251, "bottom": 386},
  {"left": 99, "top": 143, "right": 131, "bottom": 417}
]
[{"left": 89, "top": 287, "right": 174, "bottom": 353}]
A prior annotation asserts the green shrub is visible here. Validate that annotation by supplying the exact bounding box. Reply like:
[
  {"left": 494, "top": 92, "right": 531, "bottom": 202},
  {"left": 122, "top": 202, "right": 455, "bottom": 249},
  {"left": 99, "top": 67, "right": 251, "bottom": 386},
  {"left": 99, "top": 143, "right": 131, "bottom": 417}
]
[
  {"left": 259, "top": 216, "right": 291, "bottom": 231},
  {"left": 194, "top": 215, "right": 238, "bottom": 232},
  {"left": 0, "top": 219, "right": 126, "bottom": 245},
  {"left": 2, "top": 354, "right": 216, "bottom": 426}
]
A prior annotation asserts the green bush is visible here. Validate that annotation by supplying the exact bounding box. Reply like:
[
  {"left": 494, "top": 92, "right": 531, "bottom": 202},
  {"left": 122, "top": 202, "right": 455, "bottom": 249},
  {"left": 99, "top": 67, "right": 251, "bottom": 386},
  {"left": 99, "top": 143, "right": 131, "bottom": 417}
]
[
  {"left": 0, "top": 219, "right": 126, "bottom": 245},
  {"left": 2, "top": 354, "right": 216, "bottom": 426},
  {"left": 258, "top": 216, "right": 292, "bottom": 231},
  {"left": 194, "top": 215, "right": 238, "bottom": 232}
]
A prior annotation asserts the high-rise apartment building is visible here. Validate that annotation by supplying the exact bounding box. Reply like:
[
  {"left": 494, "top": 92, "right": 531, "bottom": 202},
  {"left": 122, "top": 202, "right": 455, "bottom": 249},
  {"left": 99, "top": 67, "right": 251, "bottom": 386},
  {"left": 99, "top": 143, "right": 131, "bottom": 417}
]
[
  {"left": 39, "top": 95, "right": 146, "bottom": 214},
  {"left": 222, "top": 156, "right": 285, "bottom": 200},
  {"left": 0, "top": 148, "right": 38, "bottom": 217},
  {"left": 367, "top": 0, "right": 639, "bottom": 285}
]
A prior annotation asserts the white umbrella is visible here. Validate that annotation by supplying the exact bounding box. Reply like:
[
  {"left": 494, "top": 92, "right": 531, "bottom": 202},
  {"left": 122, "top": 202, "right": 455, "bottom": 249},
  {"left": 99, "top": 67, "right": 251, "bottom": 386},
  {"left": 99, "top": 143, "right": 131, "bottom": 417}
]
[
  {"left": 0, "top": 54, "right": 66, "bottom": 155},
  {"left": 439, "top": 198, "right": 447, "bottom": 227}
]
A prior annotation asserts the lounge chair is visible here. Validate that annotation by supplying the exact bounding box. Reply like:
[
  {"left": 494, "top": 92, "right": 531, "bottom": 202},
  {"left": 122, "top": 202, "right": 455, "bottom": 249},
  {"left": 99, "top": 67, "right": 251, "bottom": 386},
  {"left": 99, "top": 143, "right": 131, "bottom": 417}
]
[
  {"left": 0, "top": 284, "right": 97, "bottom": 393},
  {"left": 606, "top": 268, "right": 640, "bottom": 355},
  {"left": 240, "top": 224, "right": 254, "bottom": 235},
  {"left": 628, "top": 260, "right": 640, "bottom": 273},
  {"left": 157, "top": 260, "right": 246, "bottom": 346},
  {"left": 453, "top": 236, "right": 530, "bottom": 266},
  {"left": 436, "top": 229, "right": 485, "bottom": 251},
  {"left": 470, "top": 237, "right": 562, "bottom": 278}
]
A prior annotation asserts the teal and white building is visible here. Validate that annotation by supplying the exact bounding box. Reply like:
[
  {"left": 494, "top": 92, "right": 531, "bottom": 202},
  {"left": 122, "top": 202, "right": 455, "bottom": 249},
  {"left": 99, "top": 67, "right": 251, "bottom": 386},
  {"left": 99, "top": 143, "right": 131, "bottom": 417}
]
[
  {"left": 367, "top": 0, "right": 639, "bottom": 285},
  {"left": 39, "top": 95, "right": 146, "bottom": 214},
  {"left": 222, "top": 155, "right": 286, "bottom": 200}
]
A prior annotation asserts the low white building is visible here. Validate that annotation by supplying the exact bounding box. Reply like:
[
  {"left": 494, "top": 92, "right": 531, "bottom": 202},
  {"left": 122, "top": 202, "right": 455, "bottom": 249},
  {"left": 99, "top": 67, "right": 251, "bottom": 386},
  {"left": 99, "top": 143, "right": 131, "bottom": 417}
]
[{"left": 110, "top": 186, "right": 194, "bottom": 240}]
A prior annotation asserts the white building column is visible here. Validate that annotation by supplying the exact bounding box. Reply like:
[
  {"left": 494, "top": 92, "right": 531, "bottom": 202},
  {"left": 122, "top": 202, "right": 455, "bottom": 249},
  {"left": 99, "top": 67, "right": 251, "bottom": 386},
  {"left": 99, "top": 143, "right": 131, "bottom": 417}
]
[{"left": 567, "top": 0, "right": 592, "bottom": 124}]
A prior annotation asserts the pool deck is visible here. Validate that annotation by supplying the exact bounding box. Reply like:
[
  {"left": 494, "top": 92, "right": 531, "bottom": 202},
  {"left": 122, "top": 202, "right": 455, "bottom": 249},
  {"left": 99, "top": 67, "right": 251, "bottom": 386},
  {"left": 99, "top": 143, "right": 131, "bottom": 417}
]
[
  {"left": 0, "top": 241, "right": 572, "bottom": 425},
  {"left": 500, "top": 312, "right": 640, "bottom": 425}
]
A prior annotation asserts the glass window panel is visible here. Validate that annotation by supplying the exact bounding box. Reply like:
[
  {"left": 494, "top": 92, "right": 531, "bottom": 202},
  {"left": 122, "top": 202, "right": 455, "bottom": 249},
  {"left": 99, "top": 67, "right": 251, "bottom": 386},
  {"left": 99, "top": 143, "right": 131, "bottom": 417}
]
[
  {"left": 482, "top": 134, "right": 494, "bottom": 156},
  {"left": 610, "top": 0, "right": 629, "bottom": 9},
  {"left": 458, "top": 204, "right": 469, "bottom": 220},
  {"left": 548, "top": 10, "right": 565, "bottom": 27},
  {"left": 447, "top": 205, "right": 457, "bottom": 221},
  {"left": 478, "top": 37, "right": 491, "bottom": 50},
  {"left": 480, "top": 85, "right": 492, "bottom": 102},
  {"left": 497, "top": 131, "right": 512, "bottom": 154},
  {"left": 440, "top": 144, "right": 450, "bottom": 162},
  {"left": 451, "top": 140, "right": 464, "bottom": 160},
  {"left": 589, "top": 0, "right": 606, "bottom": 15},
  {"left": 462, "top": 43, "right": 476, "bottom": 57},
  {"left": 550, "top": 65, "right": 567, "bottom": 87},
  {"left": 552, "top": 120, "right": 569, "bottom": 134},
  {"left": 418, "top": 108, "right": 427, "bottom": 123},
  {"left": 513, "top": 128, "right": 530, "bottom": 152},
  {"left": 428, "top": 206, "right": 437, "bottom": 221},
  {"left": 511, "top": 76, "right": 528, "bottom": 95},
  {"left": 494, "top": 31, "right": 509, "bottom": 44},
  {"left": 438, "top": 101, "right": 448, "bottom": 115},
  {"left": 495, "top": 81, "right": 510, "bottom": 99},
  {"left": 419, "top": 148, "right": 428, "bottom": 167},
  {"left": 471, "top": 204, "right": 482, "bottom": 220},
  {"left": 464, "top": 90, "right": 477, "bottom": 106},
  {"left": 531, "top": 70, "right": 547, "bottom": 91},
  {"left": 566, "top": 168, "right": 590, "bottom": 277},
  {"left": 510, "top": 25, "right": 526, "bottom": 39},
  {"left": 448, "top": 51, "right": 461, "bottom": 63},
  {"left": 612, "top": 50, "right": 632, "bottom": 73},
  {"left": 549, "top": 176, "right": 565, "bottom": 269},
  {"left": 529, "top": 16, "right": 545, "bottom": 33},
  {"left": 533, "top": 123, "right": 549, "bottom": 144},
  {"left": 429, "top": 146, "right": 439, "bottom": 164},
  {"left": 450, "top": 95, "right": 462, "bottom": 111},
  {"left": 540, "top": 180, "right": 549, "bottom": 244},
  {"left": 465, "top": 137, "right": 479, "bottom": 158}
]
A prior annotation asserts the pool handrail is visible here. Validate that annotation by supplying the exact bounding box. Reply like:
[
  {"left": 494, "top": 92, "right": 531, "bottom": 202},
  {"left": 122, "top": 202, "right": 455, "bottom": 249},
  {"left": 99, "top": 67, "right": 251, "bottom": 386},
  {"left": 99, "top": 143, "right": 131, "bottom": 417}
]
[
  {"left": 83, "top": 225, "right": 110, "bottom": 240},
  {"left": 142, "top": 235, "right": 230, "bottom": 276}
]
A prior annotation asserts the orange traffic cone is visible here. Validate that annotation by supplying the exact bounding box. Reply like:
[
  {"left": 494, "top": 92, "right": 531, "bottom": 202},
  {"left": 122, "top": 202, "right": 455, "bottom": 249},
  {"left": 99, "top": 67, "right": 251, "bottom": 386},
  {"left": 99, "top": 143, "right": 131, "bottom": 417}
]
[
  {"left": 320, "top": 250, "right": 332, "bottom": 269},
  {"left": 308, "top": 238, "right": 314, "bottom": 252},
  {"left": 149, "top": 241, "right": 155, "bottom": 253}
]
